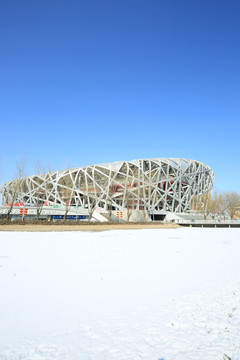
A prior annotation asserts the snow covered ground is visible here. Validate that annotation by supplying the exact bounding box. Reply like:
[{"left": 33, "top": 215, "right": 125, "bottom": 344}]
[{"left": 0, "top": 228, "right": 240, "bottom": 360}]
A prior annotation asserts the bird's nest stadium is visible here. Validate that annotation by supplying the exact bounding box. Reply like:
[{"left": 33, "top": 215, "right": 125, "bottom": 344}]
[{"left": 0, "top": 158, "right": 214, "bottom": 221}]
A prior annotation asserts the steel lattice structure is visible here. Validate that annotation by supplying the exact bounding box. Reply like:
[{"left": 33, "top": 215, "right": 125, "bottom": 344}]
[{"left": 1, "top": 158, "right": 214, "bottom": 213}]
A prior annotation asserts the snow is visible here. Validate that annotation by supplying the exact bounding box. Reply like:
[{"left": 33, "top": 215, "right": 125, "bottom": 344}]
[{"left": 0, "top": 228, "right": 240, "bottom": 360}]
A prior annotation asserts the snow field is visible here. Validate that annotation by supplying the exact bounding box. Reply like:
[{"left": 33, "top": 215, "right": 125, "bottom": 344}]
[{"left": 0, "top": 228, "right": 240, "bottom": 359}]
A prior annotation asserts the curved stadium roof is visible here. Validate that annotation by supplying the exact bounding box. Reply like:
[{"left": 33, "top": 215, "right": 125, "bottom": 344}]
[{"left": 1, "top": 158, "right": 214, "bottom": 213}]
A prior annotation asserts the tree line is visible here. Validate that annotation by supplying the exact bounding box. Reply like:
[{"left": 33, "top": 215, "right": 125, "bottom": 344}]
[{"left": 192, "top": 191, "right": 240, "bottom": 220}]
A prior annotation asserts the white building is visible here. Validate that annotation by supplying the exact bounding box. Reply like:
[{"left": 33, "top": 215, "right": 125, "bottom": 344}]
[{"left": 0, "top": 158, "right": 214, "bottom": 221}]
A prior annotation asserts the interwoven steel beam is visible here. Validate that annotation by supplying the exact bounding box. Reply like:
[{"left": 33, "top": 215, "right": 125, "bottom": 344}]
[{"left": 0, "top": 158, "right": 214, "bottom": 213}]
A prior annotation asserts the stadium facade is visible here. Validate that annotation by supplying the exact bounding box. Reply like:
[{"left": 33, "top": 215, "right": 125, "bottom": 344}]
[{"left": 0, "top": 158, "right": 214, "bottom": 221}]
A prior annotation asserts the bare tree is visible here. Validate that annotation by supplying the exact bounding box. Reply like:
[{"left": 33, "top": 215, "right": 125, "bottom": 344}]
[
  {"left": 107, "top": 184, "right": 120, "bottom": 221},
  {"left": 202, "top": 193, "right": 215, "bottom": 219},
  {"left": 34, "top": 161, "right": 47, "bottom": 220},
  {"left": 192, "top": 191, "right": 240, "bottom": 220},
  {"left": 222, "top": 191, "right": 240, "bottom": 219},
  {"left": 125, "top": 190, "right": 133, "bottom": 222},
  {"left": 210, "top": 192, "right": 225, "bottom": 218},
  {"left": 57, "top": 166, "right": 74, "bottom": 221},
  {"left": 35, "top": 192, "right": 45, "bottom": 220},
  {"left": 34, "top": 160, "right": 45, "bottom": 176},
  {"left": 235, "top": 210, "right": 240, "bottom": 219},
  {"left": 16, "top": 160, "right": 26, "bottom": 179},
  {"left": 64, "top": 197, "right": 71, "bottom": 221},
  {"left": 62, "top": 185, "right": 73, "bottom": 221},
  {"left": 86, "top": 182, "right": 105, "bottom": 221},
  {"left": 139, "top": 190, "right": 148, "bottom": 222},
  {"left": 45, "top": 164, "right": 55, "bottom": 173},
  {"left": 7, "top": 160, "right": 26, "bottom": 220},
  {"left": 192, "top": 192, "right": 218, "bottom": 219},
  {"left": 87, "top": 194, "right": 98, "bottom": 221}
]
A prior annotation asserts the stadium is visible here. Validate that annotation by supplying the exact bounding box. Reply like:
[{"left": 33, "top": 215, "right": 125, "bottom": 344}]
[{"left": 0, "top": 158, "right": 214, "bottom": 221}]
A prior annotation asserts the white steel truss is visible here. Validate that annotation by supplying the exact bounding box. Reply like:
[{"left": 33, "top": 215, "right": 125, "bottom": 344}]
[{"left": 0, "top": 158, "right": 214, "bottom": 213}]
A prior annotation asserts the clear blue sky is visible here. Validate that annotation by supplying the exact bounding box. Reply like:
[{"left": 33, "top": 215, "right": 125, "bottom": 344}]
[{"left": 0, "top": 0, "right": 239, "bottom": 192}]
